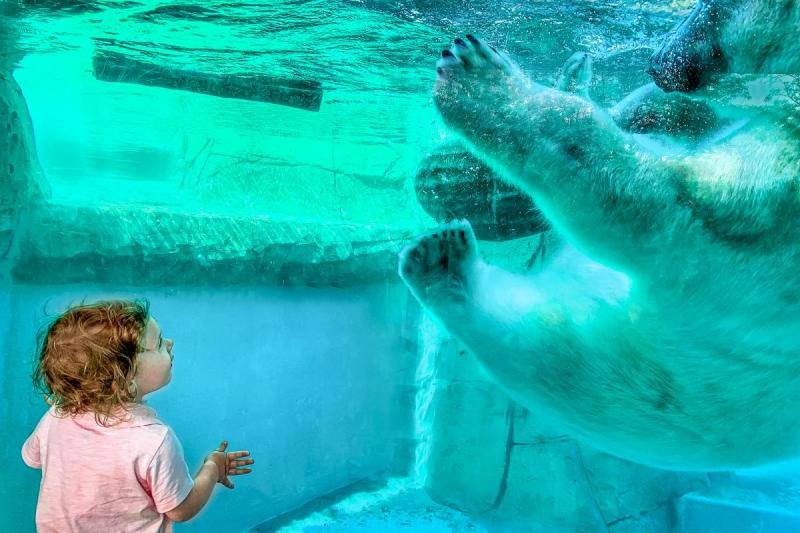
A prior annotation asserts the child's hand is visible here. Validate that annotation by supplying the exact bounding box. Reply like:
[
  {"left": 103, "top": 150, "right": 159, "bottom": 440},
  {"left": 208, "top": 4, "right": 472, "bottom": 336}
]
[{"left": 203, "top": 440, "right": 254, "bottom": 489}]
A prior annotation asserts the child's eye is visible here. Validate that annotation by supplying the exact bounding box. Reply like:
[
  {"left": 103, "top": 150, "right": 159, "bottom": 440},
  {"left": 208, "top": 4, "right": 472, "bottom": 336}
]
[{"left": 158, "top": 337, "right": 163, "bottom": 349}]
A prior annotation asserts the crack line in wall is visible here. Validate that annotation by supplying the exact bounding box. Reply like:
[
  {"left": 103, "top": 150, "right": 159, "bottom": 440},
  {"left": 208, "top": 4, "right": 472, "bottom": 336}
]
[{"left": 491, "top": 403, "right": 517, "bottom": 510}]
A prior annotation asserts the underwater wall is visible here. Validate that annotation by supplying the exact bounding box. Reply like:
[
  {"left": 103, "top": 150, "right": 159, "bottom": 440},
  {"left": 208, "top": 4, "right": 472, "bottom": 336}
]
[
  {"left": 1, "top": 1, "right": 47, "bottom": 286},
  {"left": 3, "top": 284, "right": 418, "bottom": 533}
]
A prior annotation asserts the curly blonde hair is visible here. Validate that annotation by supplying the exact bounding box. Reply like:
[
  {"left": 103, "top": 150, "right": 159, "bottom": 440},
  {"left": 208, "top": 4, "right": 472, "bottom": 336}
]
[{"left": 33, "top": 299, "right": 150, "bottom": 426}]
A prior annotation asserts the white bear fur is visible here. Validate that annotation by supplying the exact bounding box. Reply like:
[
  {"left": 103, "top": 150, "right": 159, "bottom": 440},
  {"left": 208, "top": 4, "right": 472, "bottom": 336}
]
[{"left": 399, "top": 5, "right": 800, "bottom": 471}]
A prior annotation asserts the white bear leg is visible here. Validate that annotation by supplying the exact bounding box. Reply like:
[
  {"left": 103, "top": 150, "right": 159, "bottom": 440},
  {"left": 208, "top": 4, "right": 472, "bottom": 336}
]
[
  {"left": 397, "top": 221, "right": 690, "bottom": 461},
  {"left": 434, "top": 36, "right": 693, "bottom": 273},
  {"left": 398, "top": 220, "right": 800, "bottom": 468}
]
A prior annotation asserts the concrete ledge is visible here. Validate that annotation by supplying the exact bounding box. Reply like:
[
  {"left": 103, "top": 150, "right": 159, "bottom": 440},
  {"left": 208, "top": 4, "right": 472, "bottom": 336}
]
[{"left": 14, "top": 204, "right": 412, "bottom": 287}]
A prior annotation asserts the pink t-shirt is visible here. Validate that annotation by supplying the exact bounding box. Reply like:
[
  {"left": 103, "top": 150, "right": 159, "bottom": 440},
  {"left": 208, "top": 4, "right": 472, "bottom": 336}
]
[{"left": 22, "top": 404, "right": 194, "bottom": 533}]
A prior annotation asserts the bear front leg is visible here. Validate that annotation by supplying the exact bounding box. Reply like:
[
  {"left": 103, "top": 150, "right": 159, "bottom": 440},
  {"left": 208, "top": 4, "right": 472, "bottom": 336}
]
[
  {"left": 434, "top": 35, "right": 693, "bottom": 274},
  {"left": 397, "top": 221, "right": 700, "bottom": 465},
  {"left": 398, "top": 219, "right": 557, "bottom": 337}
]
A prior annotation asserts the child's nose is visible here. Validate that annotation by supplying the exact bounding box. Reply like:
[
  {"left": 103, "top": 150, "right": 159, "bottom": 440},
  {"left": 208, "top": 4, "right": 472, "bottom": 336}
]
[{"left": 166, "top": 339, "right": 174, "bottom": 351}]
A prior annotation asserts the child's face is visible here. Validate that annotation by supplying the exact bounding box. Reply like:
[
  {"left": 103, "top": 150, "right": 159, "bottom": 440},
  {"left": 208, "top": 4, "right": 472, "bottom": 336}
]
[{"left": 134, "top": 318, "right": 175, "bottom": 399}]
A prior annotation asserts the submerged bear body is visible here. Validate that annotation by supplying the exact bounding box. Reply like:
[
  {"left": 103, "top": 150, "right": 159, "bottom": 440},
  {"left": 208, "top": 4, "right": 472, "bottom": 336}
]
[{"left": 399, "top": 3, "right": 800, "bottom": 470}]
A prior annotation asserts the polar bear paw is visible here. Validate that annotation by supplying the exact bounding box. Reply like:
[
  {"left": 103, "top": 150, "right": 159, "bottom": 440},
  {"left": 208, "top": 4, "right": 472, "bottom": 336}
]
[
  {"left": 433, "top": 35, "right": 532, "bottom": 129},
  {"left": 398, "top": 220, "right": 480, "bottom": 300}
]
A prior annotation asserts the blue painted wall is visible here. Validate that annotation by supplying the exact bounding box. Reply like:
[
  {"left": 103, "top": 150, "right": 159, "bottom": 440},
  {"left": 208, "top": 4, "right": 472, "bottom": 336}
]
[{"left": 0, "top": 283, "right": 416, "bottom": 532}]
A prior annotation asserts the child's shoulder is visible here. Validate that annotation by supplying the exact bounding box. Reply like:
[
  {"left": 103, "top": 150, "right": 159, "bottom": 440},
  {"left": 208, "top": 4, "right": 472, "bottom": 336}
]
[{"left": 91, "top": 404, "right": 178, "bottom": 456}]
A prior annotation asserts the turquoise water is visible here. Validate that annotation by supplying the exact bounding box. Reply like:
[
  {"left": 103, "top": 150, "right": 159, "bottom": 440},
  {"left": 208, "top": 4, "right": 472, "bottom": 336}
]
[
  {"left": 3, "top": 1, "right": 800, "bottom": 532},
  {"left": 11, "top": 0, "right": 675, "bottom": 218}
]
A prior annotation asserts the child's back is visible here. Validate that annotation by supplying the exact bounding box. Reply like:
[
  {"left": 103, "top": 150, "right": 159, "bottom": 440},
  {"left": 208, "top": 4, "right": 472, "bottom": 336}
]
[
  {"left": 23, "top": 404, "right": 192, "bottom": 532},
  {"left": 22, "top": 299, "right": 253, "bottom": 532}
]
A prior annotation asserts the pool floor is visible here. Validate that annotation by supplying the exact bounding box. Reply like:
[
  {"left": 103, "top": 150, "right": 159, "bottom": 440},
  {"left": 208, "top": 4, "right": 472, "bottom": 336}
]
[{"left": 258, "top": 479, "right": 487, "bottom": 532}]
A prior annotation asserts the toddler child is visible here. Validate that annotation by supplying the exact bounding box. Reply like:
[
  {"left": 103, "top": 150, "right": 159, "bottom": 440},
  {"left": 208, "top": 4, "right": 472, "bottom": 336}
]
[{"left": 22, "top": 299, "right": 254, "bottom": 532}]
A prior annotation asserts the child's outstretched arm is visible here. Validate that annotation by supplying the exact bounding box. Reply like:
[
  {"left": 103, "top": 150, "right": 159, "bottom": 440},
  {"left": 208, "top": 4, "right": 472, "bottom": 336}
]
[{"left": 166, "top": 440, "right": 254, "bottom": 523}]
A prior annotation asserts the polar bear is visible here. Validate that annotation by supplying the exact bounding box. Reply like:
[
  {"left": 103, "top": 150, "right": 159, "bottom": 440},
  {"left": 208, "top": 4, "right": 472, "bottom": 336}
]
[{"left": 398, "top": 3, "right": 800, "bottom": 471}]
